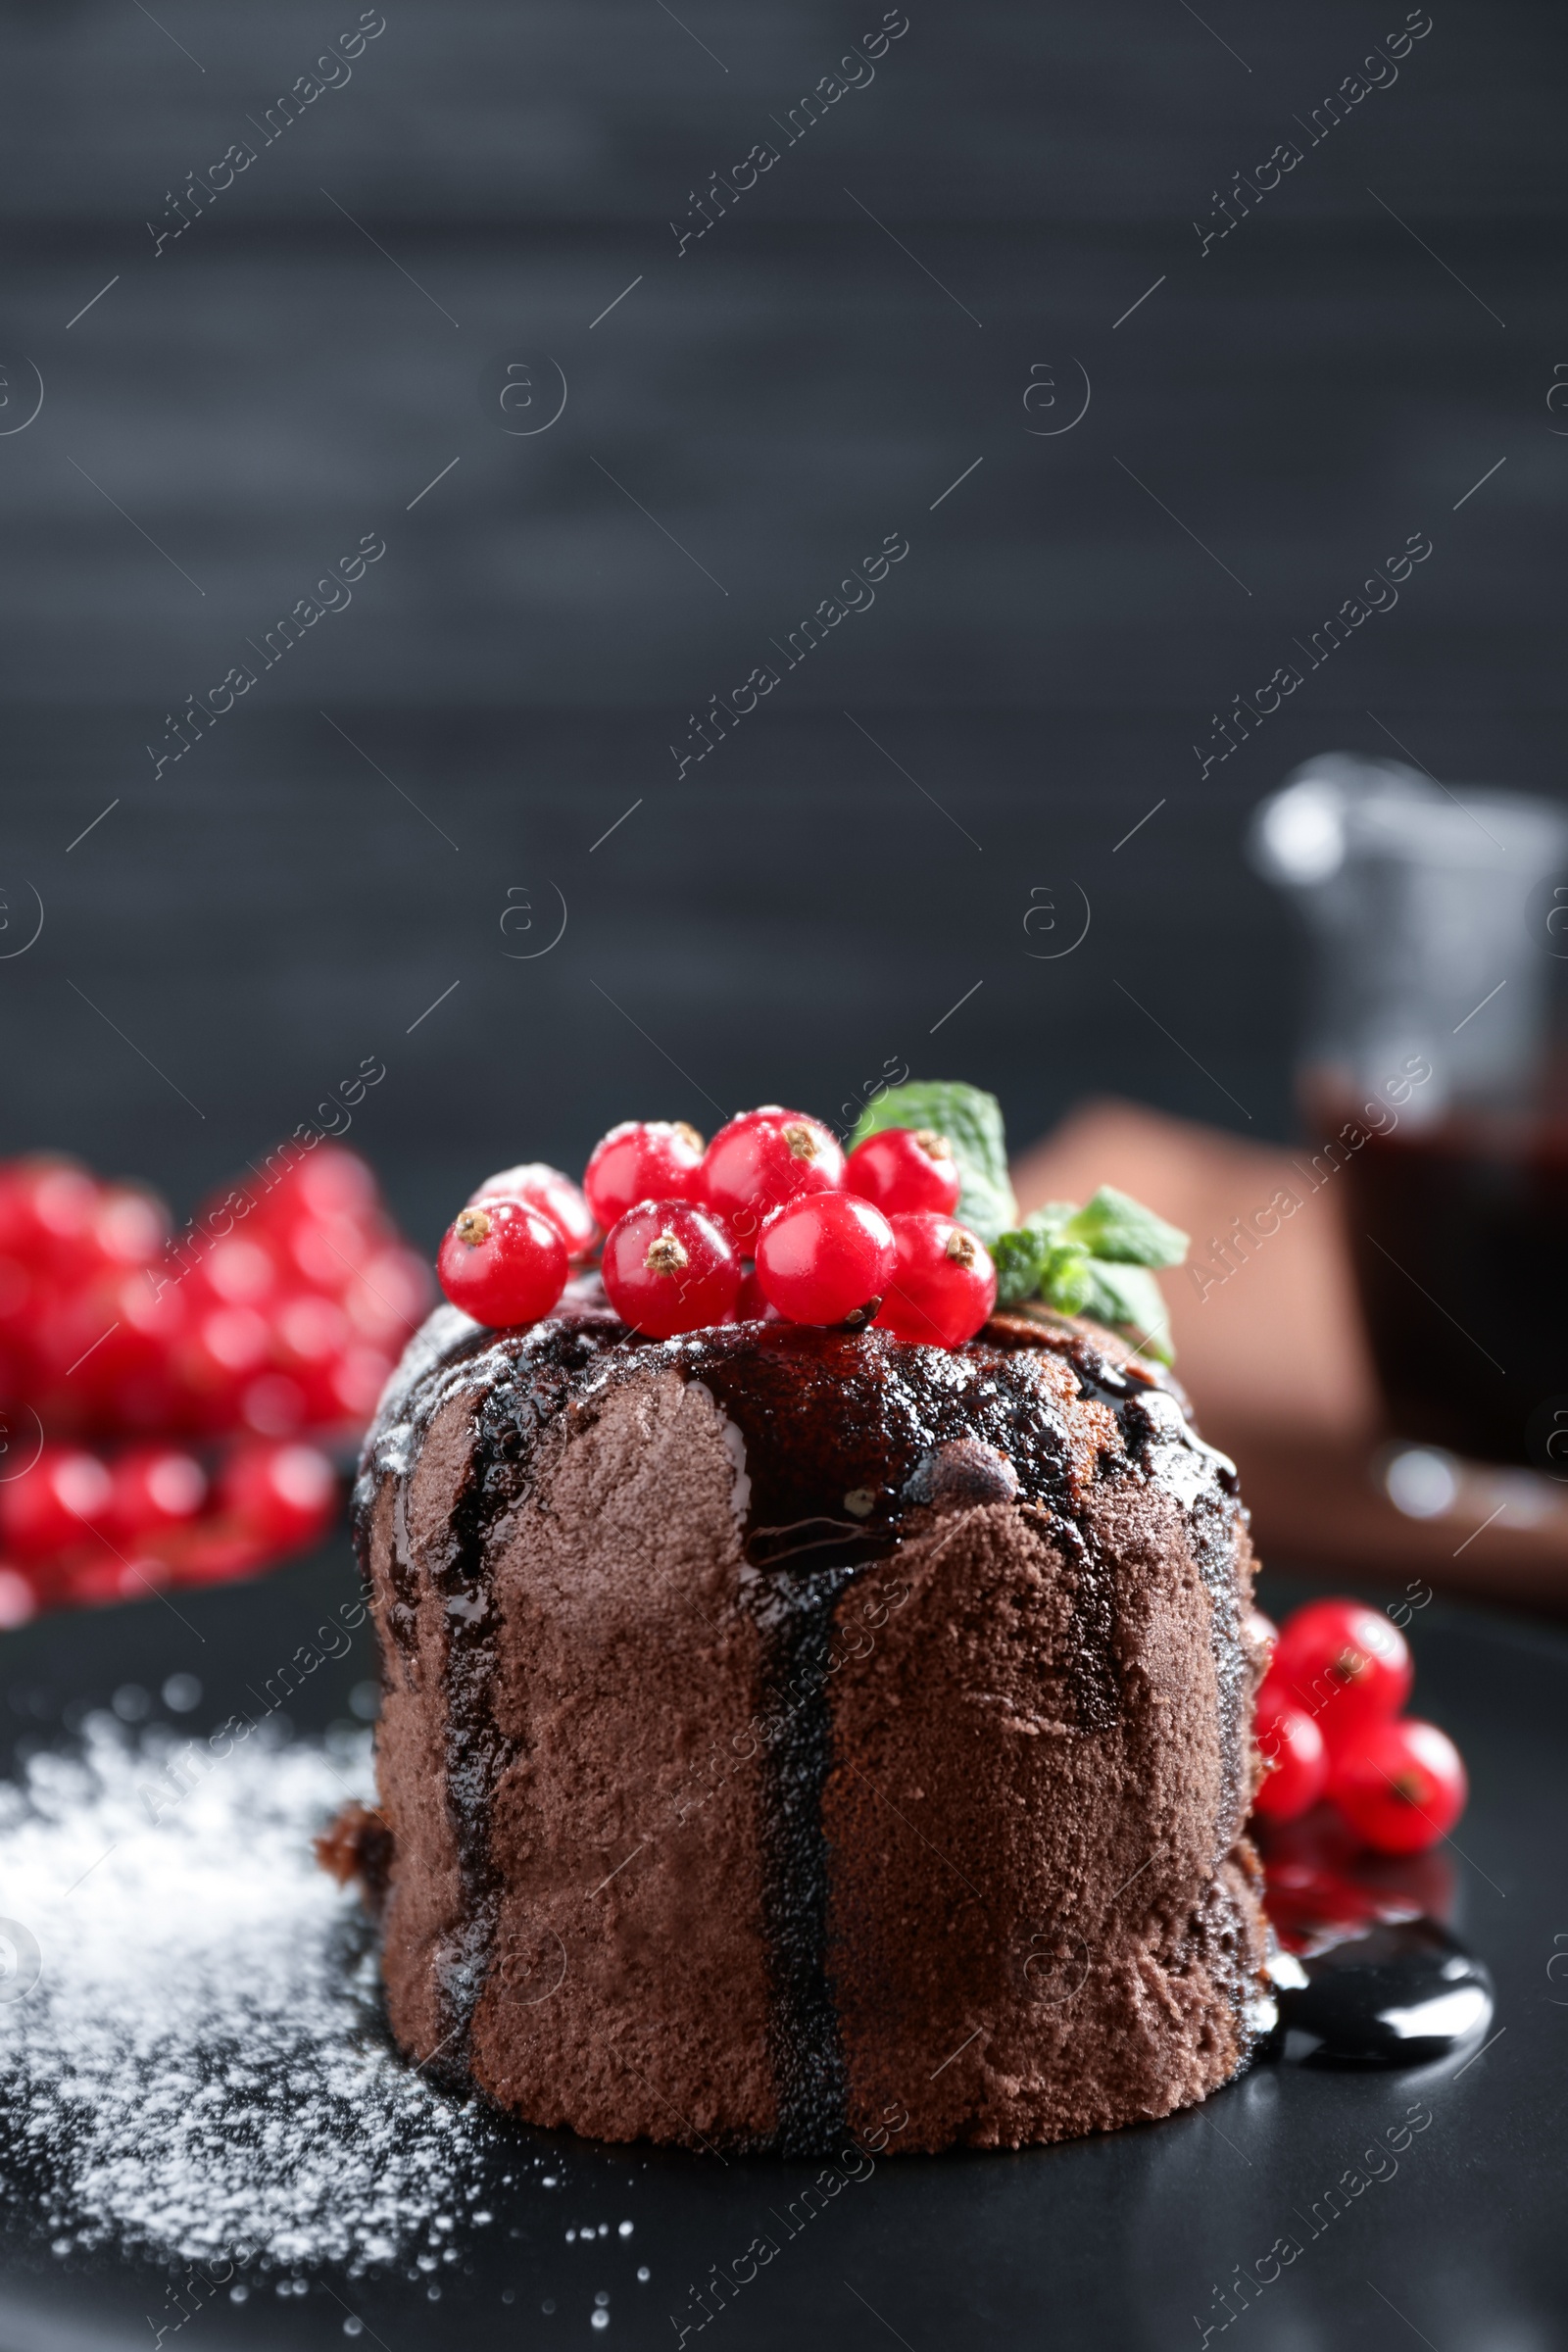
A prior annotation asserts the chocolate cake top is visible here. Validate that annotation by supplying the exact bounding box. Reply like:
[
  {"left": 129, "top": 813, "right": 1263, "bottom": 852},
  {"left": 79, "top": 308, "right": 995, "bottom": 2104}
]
[
  {"left": 358, "top": 1277, "right": 1237, "bottom": 1554},
  {"left": 356, "top": 1278, "right": 1248, "bottom": 1766}
]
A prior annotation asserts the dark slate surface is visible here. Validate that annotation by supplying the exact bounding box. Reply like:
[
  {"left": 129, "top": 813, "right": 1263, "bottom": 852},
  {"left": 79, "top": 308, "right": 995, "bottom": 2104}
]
[{"left": 0, "top": 1555, "right": 1561, "bottom": 2349}]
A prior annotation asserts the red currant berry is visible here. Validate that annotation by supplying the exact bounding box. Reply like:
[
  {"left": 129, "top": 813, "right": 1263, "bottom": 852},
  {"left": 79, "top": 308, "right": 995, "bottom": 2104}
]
[
  {"left": 735, "top": 1264, "right": 777, "bottom": 1322},
  {"left": 874, "top": 1212, "right": 997, "bottom": 1348},
  {"left": 755, "top": 1194, "right": 896, "bottom": 1327},
  {"left": 92, "top": 1187, "right": 169, "bottom": 1269},
  {"left": 1274, "top": 1598, "right": 1412, "bottom": 1749},
  {"left": 200, "top": 1238, "right": 276, "bottom": 1304},
  {"left": 273, "top": 1292, "right": 350, "bottom": 1369},
  {"left": 239, "top": 1373, "right": 310, "bottom": 1438},
  {"left": 41, "top": 1267, "right": 181, "bottom": 1420},
  {"left": 110, "top": 1446, "right": 207, "bottom": 1541},
  {"left": 583, "top": 1122, "right": 705, "bottom": 1235},
  {"left": 0, "top": 1568, "right": 37, "bottom": 1629},
  {"left": 0, "top": 1445, "right": 114, "bottom": 1560},
  {"left": 601, "top": 1201, "right": 739, "bottom": 1339},
  {"left": 87, "top": 1270, "right": 186, "bottom": 1430},
  {"left": 343, "top": 1248, "right": 432, "bottom": 1344},
  {"left": 437, "top": 1199, "right": 568, "bottom": 1328},
  {"left": 282, "top": 1144, "right": 380, "bottom": 1225},
  {"left": 65, "top": 1555, "right": 164, "bottom": 1610},
  {"left": 172, "top": 1525, "right": 270, "bottom": 1589},
  {"left": 1251, "top": 1684, "right": 1328, "bottom": 1821},
  {"left": 1329, "top": 1716, "right": 1467, "bottom": 1853},
  {"left": 216, "top": 1440, "right": 337, "bottom": 1553},
  {"left": 0, "top": 1250, "right": 34, "bottom": 1340},
  {"left": 194, "top": 1304, "right": 272, "bottom": 1378},
  {"left": 470, "top": 1162, "right": 598, "bottom": 1260},
  {"left": 328, "top": 1344, "right": 397, "bottom": 1420},
  {"left": 845, "top": 1127, "right": 961, "bottom": 1217},
  {"left": 700, "top": 1108, "right": 845, "bottom": 1250},
  {"left": 693, "top": 1204, "right": 747, "bottom": 1262},
  {"left": 24, "top": 1161, "right": 102, "bottom": 1265}
]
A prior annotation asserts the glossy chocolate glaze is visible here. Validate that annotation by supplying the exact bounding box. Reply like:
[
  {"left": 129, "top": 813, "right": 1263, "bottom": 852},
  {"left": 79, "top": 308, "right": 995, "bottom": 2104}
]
[
  {"left": 748, "top": 1549, "right": 858, "bottom": 2150},
  {"left": 355, "top": 1285, "right": 1260, "bottom": 2143},
  {"left": 367, "top": 1301, "right": 625, "bottom": 2072},
  {"left": 1271, "top": 1920, "right": 1494, "bottom": 2066}
]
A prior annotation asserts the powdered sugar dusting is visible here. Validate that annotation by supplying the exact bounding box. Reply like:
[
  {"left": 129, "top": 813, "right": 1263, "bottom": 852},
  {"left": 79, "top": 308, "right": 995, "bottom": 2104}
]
[
  {"left": 358, "top": 1299, "right": 480, "bottom": 1491},
  {"left": 358, "top": 1288, "right": 616, "bottom": 1499},
  {"left": 0, "top": 1722, "right": 492, "bottom": 2275}
]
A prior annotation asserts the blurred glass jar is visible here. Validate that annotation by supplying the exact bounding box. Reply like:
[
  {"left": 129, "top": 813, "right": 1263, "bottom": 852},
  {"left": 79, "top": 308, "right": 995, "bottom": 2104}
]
[{"left": 1250, "top": 753, "right": 1568, "bottom": 1466}]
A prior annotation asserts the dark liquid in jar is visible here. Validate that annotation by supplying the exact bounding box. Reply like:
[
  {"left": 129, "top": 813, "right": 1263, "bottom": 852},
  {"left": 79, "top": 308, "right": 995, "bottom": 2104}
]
[{"left": 1308, "top": 1083, "right": 1568, "bottom": 1465}]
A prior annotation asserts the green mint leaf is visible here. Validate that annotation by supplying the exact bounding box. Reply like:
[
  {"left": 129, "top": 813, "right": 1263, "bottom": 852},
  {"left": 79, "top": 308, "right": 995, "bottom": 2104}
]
[
  {"left": 1038, "top": 1241, "right": 1095, "bottom": 1316},
  {"left": 1077, "top": 1260, "right": 1175, "bottom": 1364},
  {"left": 1024, "top": 1200, "right": 1078, "bottom": 1246},
  {"left": 992, "top": 1202, "right": 1080, "bottom": 1307},
  {"left": 849, "top": 1080, "right": 1017, "bottom": 1244},
  {"left": 992, "top": 1228, "right": 1047, "bottom": 1307},
  {"left": 1065, "top": 1185, "right": 1188, "bottom": 1269}
]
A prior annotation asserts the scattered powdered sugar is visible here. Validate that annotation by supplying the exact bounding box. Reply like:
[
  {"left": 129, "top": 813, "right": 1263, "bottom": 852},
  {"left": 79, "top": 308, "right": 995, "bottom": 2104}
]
[
  {"left": 357, "top": 1299, "right": 480, "bottom": 1492},
  {"left": 0, "top": 1720, "right": 492, "bottom": 2276}
]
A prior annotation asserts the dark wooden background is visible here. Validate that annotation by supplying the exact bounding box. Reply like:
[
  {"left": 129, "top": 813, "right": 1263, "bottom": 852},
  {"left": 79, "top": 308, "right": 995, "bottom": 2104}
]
[{"left": 2, "top": 0, "right": 1563, "bottom": 1244}]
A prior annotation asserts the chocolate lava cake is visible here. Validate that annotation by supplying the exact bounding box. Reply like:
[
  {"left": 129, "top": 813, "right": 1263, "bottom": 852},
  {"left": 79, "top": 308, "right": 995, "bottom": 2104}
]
[{"left": 353, "top": 1276, "right": 1273, "bottom": 2152}]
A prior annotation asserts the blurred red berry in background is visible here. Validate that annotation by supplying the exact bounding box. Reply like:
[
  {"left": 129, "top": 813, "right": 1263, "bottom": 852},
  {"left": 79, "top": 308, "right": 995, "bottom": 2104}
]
[
  {"left": 0, "top": 1141, "right": 431, "bottom": 1621},
  {"left": 1, "top": 1445, "right": 113, "bottom": 1560},
  {"left": 109, "top": 1446, "right": 207, "bottom": 1542},
  {"left": 215, "top": 1440, "right": 337, "bottom": 1553}
]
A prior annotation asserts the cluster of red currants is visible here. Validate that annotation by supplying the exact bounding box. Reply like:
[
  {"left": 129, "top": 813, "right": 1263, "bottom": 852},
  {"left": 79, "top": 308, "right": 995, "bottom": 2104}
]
[
  {"left": 437, "top": 1110, "right": 998, "bottom": 1348},
  {"left": 0, "top": 1437, "right": 339, "bottom": 1626},
  {"left": 0, "top": 1146, "right": 429, "bottom": 1442},
  {"left": 1250, "top": 1596, "right": 1467, "bottom": 1853},
  {"left": 0, "top": 1144, "right": 433, "bottom": 1623}
]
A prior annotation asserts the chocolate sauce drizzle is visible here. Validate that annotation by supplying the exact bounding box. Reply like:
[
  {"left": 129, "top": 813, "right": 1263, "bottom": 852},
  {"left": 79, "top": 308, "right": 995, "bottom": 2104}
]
[
  {"left": 1118, "top": 1385, "right": 1250, "bottom": 1858},
  {"left": 747, "top": 1557, "right": 861, "bottom": 2150},
  {"left": 357, "top": 1304, "right": 625, "bottom": 2072},
  {"left": 356, "top": 1296, "right": 1259, "bottom": 2145}
]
